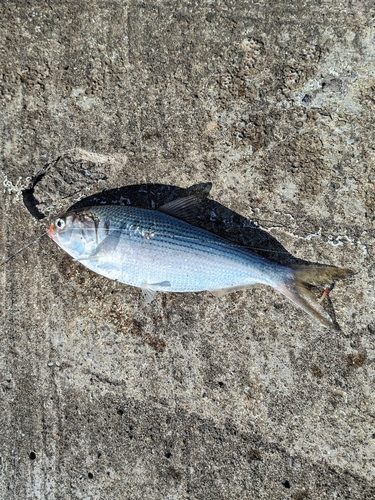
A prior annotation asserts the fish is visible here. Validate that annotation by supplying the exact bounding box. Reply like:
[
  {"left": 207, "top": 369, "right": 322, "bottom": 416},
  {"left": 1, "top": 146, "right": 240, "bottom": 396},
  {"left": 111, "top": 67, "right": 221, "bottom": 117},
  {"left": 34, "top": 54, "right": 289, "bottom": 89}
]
[{"left": 47, "top": 195, "right": 352, "bottom": 329}]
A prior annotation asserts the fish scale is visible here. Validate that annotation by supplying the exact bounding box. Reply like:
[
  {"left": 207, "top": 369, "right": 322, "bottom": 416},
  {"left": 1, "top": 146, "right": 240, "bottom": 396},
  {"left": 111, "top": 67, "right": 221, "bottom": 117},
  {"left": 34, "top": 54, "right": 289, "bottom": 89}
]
[{"left": 82, "top": 205, "right": 284, "bottom": 291}]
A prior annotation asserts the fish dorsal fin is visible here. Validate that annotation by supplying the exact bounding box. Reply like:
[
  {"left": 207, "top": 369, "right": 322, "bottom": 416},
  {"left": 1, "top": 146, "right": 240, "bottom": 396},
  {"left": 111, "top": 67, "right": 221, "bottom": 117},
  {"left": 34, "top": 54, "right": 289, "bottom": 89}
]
[{"left": 158, "top": 194, "right": 202, "bottom": 225}]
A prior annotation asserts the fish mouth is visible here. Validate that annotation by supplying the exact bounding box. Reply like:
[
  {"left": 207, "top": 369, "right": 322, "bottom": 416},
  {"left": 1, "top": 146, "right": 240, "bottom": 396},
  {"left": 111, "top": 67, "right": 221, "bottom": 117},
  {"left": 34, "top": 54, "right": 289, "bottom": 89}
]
[{"left": 47, "top": 223, "right": 55, "bottom": 238}]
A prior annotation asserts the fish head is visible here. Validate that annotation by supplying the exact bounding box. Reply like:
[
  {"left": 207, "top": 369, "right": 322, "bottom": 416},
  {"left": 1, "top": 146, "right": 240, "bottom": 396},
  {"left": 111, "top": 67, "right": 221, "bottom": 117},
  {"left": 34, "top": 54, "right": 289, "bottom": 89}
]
[{"left": 47, "top": 209, "right": 99, "bottom": 259}]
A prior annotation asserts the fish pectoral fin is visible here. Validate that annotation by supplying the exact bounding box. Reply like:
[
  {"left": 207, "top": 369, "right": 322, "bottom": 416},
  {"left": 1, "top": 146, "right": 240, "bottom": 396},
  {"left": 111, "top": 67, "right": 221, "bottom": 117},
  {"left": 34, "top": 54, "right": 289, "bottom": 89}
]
[
  {"left": 74, "top": 233, "right": 122, "bottom": 263},
  {"left": 210, "top": 284, "right": 257, "bottom": 298},
  {"left": 89, "top": 232, "right": 121, "bottom": 258},
  {"left": 141, "top": 281, "right": 171, "bottom": 304},
  {"left": 158, "top": 194, "right": 203, "bottom": 225}
]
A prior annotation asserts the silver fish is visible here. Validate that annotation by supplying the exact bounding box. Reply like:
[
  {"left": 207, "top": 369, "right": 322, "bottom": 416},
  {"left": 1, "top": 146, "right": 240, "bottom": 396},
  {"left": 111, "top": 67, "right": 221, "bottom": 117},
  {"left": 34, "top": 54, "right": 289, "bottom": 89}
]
[{"left": 47, "top": 195, "right": 352, "bottom": 329}]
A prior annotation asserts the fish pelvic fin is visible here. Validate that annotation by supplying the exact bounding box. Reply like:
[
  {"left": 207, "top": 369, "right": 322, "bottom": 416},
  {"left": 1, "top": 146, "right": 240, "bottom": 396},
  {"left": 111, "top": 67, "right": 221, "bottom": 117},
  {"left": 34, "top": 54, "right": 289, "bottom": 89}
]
[
  {"left": 141, "top": 281, "right": 171, "bottom": 304},
  {"left": 277, "top": 265, "right": 354, "bottom": 330}
]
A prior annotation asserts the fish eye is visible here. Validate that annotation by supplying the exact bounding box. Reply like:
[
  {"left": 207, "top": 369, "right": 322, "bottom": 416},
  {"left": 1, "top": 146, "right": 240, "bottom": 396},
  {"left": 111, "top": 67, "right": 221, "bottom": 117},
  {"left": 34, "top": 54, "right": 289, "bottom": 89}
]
[{"left": 55, "top": 218, "right": 65, "bottom": 230}]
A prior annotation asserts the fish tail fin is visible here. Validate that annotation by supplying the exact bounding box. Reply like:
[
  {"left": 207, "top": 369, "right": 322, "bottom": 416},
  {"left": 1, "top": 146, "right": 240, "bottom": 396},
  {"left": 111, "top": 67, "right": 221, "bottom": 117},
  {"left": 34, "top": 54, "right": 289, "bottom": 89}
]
[{"left": 276, "top": 265, "right": 354, "bottom": 330}]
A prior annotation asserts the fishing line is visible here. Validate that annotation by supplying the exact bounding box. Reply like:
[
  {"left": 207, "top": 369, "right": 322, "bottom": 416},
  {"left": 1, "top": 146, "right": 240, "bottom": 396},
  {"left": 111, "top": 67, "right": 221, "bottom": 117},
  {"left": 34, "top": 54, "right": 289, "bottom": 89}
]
[{"left": 0, "top": 232, "right": 47, "bottom": 267}]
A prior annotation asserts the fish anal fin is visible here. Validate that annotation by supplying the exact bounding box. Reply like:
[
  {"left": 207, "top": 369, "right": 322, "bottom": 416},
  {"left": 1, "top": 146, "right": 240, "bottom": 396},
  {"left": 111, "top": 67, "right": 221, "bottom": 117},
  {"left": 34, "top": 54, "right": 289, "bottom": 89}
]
[
  {"left": 91, "top": 232, "right": 121, "bottom": 257},
  {"left": 158, "top": 195, "right": 203, "bottom": 225},
  {"left": 210, "top": 284, "right": 257, "bottom": 298}
]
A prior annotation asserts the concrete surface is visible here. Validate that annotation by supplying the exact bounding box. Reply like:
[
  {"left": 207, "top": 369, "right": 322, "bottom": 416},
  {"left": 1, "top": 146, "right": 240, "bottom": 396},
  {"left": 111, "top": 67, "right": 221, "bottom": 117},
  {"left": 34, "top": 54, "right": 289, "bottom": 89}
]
[{"left": 1, "top": 1, "right": 375, "bottom": 498}]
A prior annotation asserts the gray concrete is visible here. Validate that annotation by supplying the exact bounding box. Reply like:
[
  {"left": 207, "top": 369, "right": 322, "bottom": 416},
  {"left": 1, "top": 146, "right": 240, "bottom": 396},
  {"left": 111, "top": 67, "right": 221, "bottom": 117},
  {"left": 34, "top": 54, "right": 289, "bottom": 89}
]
[{"left": 1, "top": 1, "right": 374, "bottom": 498}]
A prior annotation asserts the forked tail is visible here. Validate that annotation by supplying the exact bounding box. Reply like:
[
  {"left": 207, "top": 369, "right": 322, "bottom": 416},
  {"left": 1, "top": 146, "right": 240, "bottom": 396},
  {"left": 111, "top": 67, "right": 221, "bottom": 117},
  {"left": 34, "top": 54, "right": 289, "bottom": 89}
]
[{"left": 277, "top": 265, "right": 353, "bottom": 330}]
